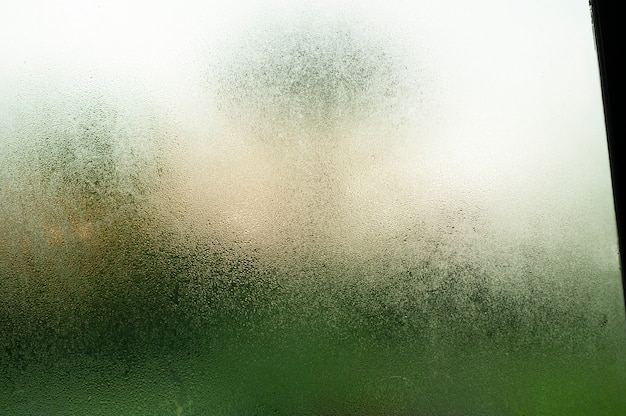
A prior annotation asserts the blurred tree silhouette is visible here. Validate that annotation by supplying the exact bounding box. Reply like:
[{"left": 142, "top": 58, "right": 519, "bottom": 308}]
[
  {"left": 0, "top": 88, "right": 284, "bottom": 365},
  {"left": 0, "top": 91, "right": 187, "bottom": 362},
  {"left": 216, "top": 18, "right": 409, "bottom": 139}
]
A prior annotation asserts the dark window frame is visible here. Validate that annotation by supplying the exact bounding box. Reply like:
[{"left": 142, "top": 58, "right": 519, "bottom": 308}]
[{"left": 590, "top": 0, "right": 626, "bottom": 309}]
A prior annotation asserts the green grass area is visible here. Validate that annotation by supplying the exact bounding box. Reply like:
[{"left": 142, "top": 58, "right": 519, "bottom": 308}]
[{"left": 2, "top": 303, "right": 625, "bottom": 415}]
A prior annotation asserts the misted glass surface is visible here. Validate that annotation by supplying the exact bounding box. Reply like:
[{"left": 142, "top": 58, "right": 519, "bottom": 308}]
[{"left": 1, "top": 1, "right": 625, "bottom": 414}]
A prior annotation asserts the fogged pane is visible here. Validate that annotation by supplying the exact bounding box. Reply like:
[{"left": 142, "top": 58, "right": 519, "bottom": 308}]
[{"left": 1, "top": 1, "right": 624, "bottom": 415}]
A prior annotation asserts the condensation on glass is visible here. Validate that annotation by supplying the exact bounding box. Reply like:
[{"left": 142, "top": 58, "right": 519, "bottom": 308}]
[{"left": 1, "top": 1, "right": 624, "bottom": 415}]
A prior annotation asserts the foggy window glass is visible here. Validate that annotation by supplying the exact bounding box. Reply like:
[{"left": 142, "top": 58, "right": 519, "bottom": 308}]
[{"left": 1, "top": 1, "right": 625, "bottom": 415}]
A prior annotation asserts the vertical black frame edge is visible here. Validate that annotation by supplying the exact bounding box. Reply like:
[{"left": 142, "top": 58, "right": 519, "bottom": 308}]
[{"left": 589, "top": 0, "right": 626, "bottom": 311}]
